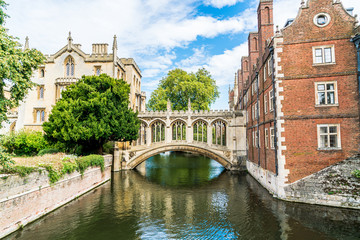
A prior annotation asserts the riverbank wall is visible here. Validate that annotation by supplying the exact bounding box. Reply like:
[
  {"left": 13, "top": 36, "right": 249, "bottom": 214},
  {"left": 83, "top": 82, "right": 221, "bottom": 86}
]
[
  {"left": 247, "top": 156, "right": 360, "bottom": 209},
  {"left": 0, "top": 155, "right": 112, "bottom": 239}
]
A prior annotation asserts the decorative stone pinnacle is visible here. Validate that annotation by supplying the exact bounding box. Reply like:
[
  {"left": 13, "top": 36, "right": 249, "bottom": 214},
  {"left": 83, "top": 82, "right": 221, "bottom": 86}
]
[
  {"left": 67, "top": 31, "right": 73, "bottom": 51},
  {"left": 24, "top": 36, "right": 29, "bottom": 50},
  {"left": 301, "top": 0, "right": 305, "bottom": 6},
  {"left": 113, "top": 35, "right": 118, "bottom": 51},
  {"left": 276, "top": 25, "right": 280, "bottom": 33}
]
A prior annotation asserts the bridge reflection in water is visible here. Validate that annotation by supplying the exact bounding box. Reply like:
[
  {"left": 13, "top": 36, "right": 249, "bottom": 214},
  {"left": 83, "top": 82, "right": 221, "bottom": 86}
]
[{"left": 7, "top": 152, "right": 360, "bottom": 240}]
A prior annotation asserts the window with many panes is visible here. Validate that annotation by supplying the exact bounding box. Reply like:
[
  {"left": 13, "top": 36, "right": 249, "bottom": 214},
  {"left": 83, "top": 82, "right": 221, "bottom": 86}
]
[
  {"left": 270, "top": 127, "right": 275, "bottom": 149},
  {"left": 34, "top": 108, "right": 45, "bottom": 123},
  {"left": 269, "top": 89, "right": 274, "bottom": 112},
  {"left": 315, "top": 82, "right": 337, "bottom": 106},
  {"left": 317, "top": 124, "right": 341, "bottom": 149},
  {"left": 313, "top": 45, "right": 335, "bottom": 65},
  {"left": 265, "top": 128, "right": 269, "bottom": 149},
  {"left": 264, "top": 93, "right": 268, "bottom": 114}
]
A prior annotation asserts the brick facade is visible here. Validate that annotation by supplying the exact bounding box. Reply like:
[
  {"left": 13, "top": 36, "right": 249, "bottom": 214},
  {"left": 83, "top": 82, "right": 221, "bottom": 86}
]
[{"left": 230, "top": 0, "right": 360, "bottom": 197}]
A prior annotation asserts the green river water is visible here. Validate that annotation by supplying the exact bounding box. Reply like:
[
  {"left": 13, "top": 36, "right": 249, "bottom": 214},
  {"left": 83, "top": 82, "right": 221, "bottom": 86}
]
[{"left": 6, "top": 151, "right": 360, "bottom": 240}]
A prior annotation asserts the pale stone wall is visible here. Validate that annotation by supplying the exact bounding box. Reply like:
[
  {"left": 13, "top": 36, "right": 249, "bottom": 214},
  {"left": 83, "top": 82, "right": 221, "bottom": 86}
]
[{"left": 0, "top": 155, "right": 112, "bottom": 239}]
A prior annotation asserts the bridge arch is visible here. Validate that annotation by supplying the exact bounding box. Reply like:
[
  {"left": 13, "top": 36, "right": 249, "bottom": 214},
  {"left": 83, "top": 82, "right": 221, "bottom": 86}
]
[{"left": 127, "top": 144, "right": 232, "bottom": 170}]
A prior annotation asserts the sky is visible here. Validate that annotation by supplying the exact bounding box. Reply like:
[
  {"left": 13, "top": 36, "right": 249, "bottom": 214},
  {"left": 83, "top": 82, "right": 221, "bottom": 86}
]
[{"left": 4, "top": 0, "right": 360, "bottom": 110}]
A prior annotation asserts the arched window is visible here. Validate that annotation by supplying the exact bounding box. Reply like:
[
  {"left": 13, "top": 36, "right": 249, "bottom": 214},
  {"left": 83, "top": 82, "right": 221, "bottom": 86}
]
[
  {"left": 264, "top": 7, "right": 270, "bottom": 24},
  {"left": 253, "top": 37, "right": 258, "bottom": 51},
  {"left": 151, "top": 121, "right": 165, "bottom": 143},
  {"left": 65, "top": 57, "right": 75, "bottom": 77},
  {"left": 40, "top": 69, "right": 45, "bottom": 78},
  {"left": 212, "top": 120, "right": 226, "bottom": 146},
  {"left": 244, "top": 60, "right": 249, "bottom": 71},
  {"left": 172, "top": 120, "right": 186, "bottom": 141},
  {"left": 138, "top": 122, "right": 147, "bottom": 145},
  {"left": 193, "top": 120, "right": 207, "bottom": 143}
]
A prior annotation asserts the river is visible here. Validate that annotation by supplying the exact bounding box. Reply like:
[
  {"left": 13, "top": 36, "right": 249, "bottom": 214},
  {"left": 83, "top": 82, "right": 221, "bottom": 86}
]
[{"left": 6, "top": 152, "right": 360, "bottom": 240}]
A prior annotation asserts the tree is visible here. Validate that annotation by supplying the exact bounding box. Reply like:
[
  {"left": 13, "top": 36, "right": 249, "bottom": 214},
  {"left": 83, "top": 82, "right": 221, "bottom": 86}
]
[
  {"left": 0, "top": 1, "right": 45, "bottom": 123},
  {"left": 43, "top": 74, "right": 140, "bottom": 154},
  {"left": 147, "top": 68, "right": 219, "bottom": 111}
]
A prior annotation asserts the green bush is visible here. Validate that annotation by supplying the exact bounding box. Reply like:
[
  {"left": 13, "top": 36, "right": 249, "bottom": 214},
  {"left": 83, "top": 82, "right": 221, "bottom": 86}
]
[
  {"left": 352, "top": 169, "right": 360, "bottom": 179},
  {"left": 76, "top": 155, "right": 104, "bottom": 174},
  {"left": 1, "top": 130, "right": 48, "bottom": 156},
  {"left": 103, "top": 141, "right": 114, "bottom": 154},
  {"left": 0, "top": 166, "right": 37, "bottom": 177},
  {"left": 38, "top": 148, "right": 60, "bottom": 156},
  {"left": 0, "top": 146, "right": 14, "bottom": 169}
]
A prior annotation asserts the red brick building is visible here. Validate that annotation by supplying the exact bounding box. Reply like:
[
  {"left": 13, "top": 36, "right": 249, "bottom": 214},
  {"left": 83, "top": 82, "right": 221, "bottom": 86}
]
[{"left": 230, "top": 0, "right": 360, "bottom": 198}]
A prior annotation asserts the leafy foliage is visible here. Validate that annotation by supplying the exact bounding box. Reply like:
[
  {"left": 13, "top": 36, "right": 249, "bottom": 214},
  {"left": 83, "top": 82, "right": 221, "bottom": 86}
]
[
  {"left": 43, "top": 74, "right": 140, "bottom": 154},
  {"left": 0, "top": 165, "right": 37, "bottom": 177},
  {"left": 38, "top": 148, "right": 60, "bottom": 156},
  {"left": 76, "top": 155, "right": 104, "bottom": 174},
  {"left": 352, "top": 169, "right": 360, "bottom": 179},
  {"left": 1, "top": 130, "right": 48, "bottom": 156},
  {"left": 0, "top": 145, "right": 13, "bottom": 169},
  {"left": 147, "top": 68, "right": 219, "bottom": 111},
  {"left": 0, "top": 1, "right": 45, "bottom": 123}
]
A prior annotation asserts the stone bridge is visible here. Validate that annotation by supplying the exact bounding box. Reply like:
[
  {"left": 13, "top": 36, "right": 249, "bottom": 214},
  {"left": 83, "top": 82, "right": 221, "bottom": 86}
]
[{"left": 113, "top": 102, "right": 247, "bottom": 171}]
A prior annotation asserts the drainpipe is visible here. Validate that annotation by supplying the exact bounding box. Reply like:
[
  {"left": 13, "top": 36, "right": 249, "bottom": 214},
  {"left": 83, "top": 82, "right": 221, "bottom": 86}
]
[
  {"left": 351, "top": 35, "right": 360, "bottom": 114},
  {"left": 269, "top": 46, "right": 278, "bottom": 176}
]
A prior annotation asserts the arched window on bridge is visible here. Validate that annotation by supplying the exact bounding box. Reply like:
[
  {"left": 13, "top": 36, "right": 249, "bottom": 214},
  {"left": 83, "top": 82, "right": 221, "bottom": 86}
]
[
  {"left": 138, "top": 122, "right": 147, "bottom": 145},
  {"left": 193, "top": 120, "right": 207, "bottom": 143},
  {"left": 151, "top": 121, "right": 165, "bottom": 143},
  {"left": 172, "top": 120, "right": 186, "bottom": 141},
  {"left": 212, "top": 120, "right": 226, "bottom": 146}
]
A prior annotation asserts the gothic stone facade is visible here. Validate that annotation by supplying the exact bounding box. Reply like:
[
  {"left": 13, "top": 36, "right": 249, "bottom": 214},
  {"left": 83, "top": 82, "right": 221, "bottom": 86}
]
[
  {"left": 14, "top": 33, "right": 146, "bottom": 132},
  {"left": 230, "top": 0, "right": 360, "bottom": 199}
]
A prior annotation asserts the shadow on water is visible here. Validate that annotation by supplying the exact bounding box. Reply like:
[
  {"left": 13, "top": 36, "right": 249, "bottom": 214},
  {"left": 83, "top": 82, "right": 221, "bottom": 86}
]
[{"left": 5, "top": 151, "right": 360, "bottom": 240}]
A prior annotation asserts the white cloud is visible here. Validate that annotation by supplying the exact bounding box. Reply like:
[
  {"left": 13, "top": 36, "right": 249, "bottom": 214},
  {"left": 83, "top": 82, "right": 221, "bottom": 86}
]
[{"left": 204, "top": 0, "right": 244, "bottom": 8}]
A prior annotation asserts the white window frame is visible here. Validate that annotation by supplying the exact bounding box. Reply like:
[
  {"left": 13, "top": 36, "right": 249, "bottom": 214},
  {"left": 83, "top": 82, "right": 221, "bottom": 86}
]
[
  {"left": 317, "top": 124, "right": 341, "bottom": 150},
  {"left": 269, "top": 89, "right": 274, "bottom": 112},
  {"left": 268, "top": 56, "right": 273, "bottom": 75},
  {"left": 270, "top": 127, "right": 275, "bottom": 149},
  {"left": 265, "top": 128, "right": 269, "bottom": 149},
  {"left": 264, "top": 93, "right": 268, "bottom": 114},
  {"left": 252, "top": 130, "right": 255, "bottom": 147},
  {"left": 264, "top": 64, "right": 267, "bottom": 82},
  {"left": 314, "top": 81, "right": 338, "bottom": 106},
  {"left": 312, "top": 45, "right": 335, "bottom": 65}
]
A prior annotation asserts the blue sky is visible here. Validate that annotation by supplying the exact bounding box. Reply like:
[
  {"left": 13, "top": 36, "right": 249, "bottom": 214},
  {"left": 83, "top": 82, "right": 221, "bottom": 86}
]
[{"left": 5, "top": 0, "right": 359, "bottom": 109}]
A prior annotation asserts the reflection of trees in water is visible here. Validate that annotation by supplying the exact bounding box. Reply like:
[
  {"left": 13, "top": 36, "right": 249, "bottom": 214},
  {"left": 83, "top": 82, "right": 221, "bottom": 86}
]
[{"left": 245, "top": 175, "right": 360, "bottom": 240}]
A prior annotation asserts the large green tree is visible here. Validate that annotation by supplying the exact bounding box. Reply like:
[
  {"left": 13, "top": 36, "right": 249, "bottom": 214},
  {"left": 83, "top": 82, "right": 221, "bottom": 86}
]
[
  {"left": 147, "top": 68, "right": 219, "bottom": 111},
  {"left": 0, "top": 1, "right": 44, "bottom": 123},
  {"left": 43, "top": 74, "right": 140, "bottom": 154}
]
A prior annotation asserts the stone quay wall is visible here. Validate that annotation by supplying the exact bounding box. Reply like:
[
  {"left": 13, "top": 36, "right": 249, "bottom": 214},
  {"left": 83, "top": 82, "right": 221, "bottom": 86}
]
[
  {"left": 0, "top": 155, "right": 112, "bottom": 239},
  {"left": 284, "top": 156, "right": 360, "bottom": 209}
]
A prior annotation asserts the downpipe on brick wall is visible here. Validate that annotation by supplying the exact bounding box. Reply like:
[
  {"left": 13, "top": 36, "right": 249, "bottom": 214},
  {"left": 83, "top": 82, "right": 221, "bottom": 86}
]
[{"left": 350, "top": 35, "right": 360, "bottom": 121}]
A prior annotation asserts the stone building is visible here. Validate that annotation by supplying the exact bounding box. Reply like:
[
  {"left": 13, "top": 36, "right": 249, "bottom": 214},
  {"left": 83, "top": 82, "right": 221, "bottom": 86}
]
[
  {"left": 230, "top": 0, "right": 360, "bottom": 199},
  {"left": 10, "top": 33, "right": 146, "bottom": 132}
]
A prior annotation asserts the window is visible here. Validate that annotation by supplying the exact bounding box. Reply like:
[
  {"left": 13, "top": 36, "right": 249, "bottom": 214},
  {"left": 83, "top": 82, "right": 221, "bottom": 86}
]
[
  {"left": 270, "top": 127, "right": 275, "bottom": 149},
  {"left": 34, "top": 108, "right": 45, "bottom": 123},
  {"left": 151, "top": 121, "right": 165, "bottom": 143},
  {"left": 313, "top": 45, "right": 335, "bottom": 65},
  {"left": 313, "top": 13, "right": 331, "bottom": 28},
  {"left": 40, "top": 68, "right": 45, "bottom": 78},
  {"left": 268, "top": 56, "right": 273, "bottom": 75},
  {"left": 252, "top": 131, "right": 255, "bottom": 147},
  {"left": 65, "top": 57, "right": 75, "bottom": 76},
  {"left": 95, "top": 66, "right": 101, "bottom": 76},
  {"left": 172, "top": 120, "right": 186, "bottom": 141},
  {"left": 265, "top": 128, "right": 269, "bottom": 149},
  {"left": 138, "top": 122, "right": 147, "bottom": 146},
  {"left": 264, "top": 93, "right": 268, "bottom": 114},
  {"left": 252, "top": 105, "right": 255, "bottom": 120},
  {"left": 317, "top": 124, "right": 341, "bottom": 149},
  {"left": 264, "top": 64, "right": 267, "bottom": 82},
  {"left": 212, "top": 120, "right": 226, "bottom": 146},
  {"left": 315, "top": 82, "right": 337, "bottom": 106},
  {"left": 269, "top": 89, "right": 274, "bottom": 112},
  {"left": 193, "top": 120, "right": 207, "bottom": 143},
  {"left": 255, "top": 101, "right": 259, "bottom": 120},
  {"left": 38, "top": 85, "right": 44, "bottom": 100}
]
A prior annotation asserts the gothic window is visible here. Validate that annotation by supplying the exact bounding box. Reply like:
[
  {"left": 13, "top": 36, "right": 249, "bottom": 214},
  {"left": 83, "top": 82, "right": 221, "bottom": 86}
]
[
  {"left": 38, "top": 85, "right": 44, "bottom": 99},
  {"left": 172, "top": 120, "right": 186, "bottom": 141},
  {"left": 40, "top": 68, "right": 45, "bottom": 78},
  {"left": 34, "top": 108, "right": 45, "bottom": 123},
  {"left": 253, "top": 37, "right": 258, "bottom": 51},
  {"left": 138, "top": 122, "right": 147, "bottom": 145},
  {"left": 151, "top": 120, "right": 165, "bottom": 143},
  {"left": 193, "top": 120, "right": 207, "bottom": 143},
  {"left": 65, "top": 57, "right": 75, "bottom": 77},
  {"left": 212, "top": 120, "right": 226, "bottom": 146},
  {"left": 264, "top": 7, "right": 270, "bottom": 24},
  {"left": 244, "top": 60, "right": 248, "bottom": 71}
]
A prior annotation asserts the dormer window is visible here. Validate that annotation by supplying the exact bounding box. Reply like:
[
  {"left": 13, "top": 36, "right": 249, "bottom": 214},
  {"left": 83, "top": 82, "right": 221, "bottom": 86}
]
[{"left": 65, "top": 57, "right": 75, "bottom": 77}]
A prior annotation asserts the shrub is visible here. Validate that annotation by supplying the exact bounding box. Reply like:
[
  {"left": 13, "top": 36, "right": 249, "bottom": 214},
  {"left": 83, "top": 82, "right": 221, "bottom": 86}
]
[
  {"left": 103, "top": 141, "right": 114, "bottom": 154},
  {"left": 1, "top": 130, "right": 48, "bottom": 156},
  {"left": 352, "top": 169, "right": 360, "bottom": 179},
  {"left": 0, "top": 166, "right": 37, "bottom": 177},
  {"left": 0, "top": 146, "right": 14, "bottom": 169},
  {"left": 38, "top": 148, "right": 60, "bottom": 156},
  {"left": 76, "top": 155, "right": 104, "bottom": 174}
]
